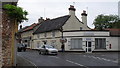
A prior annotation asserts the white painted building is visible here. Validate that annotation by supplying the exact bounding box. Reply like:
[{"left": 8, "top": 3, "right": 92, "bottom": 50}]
[
  {"left": 63, "top": 30, "right": 119, "bottom": 52},
  {"left": 31, "top": 5, "right": 120, "bottom": 52}
]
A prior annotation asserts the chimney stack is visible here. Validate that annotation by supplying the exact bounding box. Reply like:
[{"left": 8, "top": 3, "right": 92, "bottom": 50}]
[
  {"left": 81, "top": 10, "right": 87, "bottom": 26},
  {"left": 46, "top": 18, "right": 50, "bottom": 20},
  {"left": 38, "top": 17, "right": 44, "bottom": 24},
  {"left": 68, "top": 5, "right": 76, "bottom": 16}
]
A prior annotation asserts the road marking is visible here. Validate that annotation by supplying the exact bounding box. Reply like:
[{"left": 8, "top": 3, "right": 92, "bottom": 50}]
[
  {"left": 66, "top": 60, "right": 89, "bottom": 68},
  {"left": 48, "top": 56, "right": 59, "bottom": 59},
  {"left": 112, "top": 60, "right": 118, "bottom": 63},
  {"left": 83, "top": 55, "right": 118, "bottom": 63},
  {"left": 91, "top": 56, "right": 97, "bottom": 59},
  {"left": 66, "top": 60, "right": 84, "bottom": 66},
  {"left": 83, "top": 55, "right": 87, "bottom": 57},
  {"left": 18, "top": 55, "right": 38, "bottom": 68}
]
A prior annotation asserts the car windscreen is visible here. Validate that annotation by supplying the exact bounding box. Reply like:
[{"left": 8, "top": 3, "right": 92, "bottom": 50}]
[{"left": 45, "top": 45, "right": 53, "bottom": 48}]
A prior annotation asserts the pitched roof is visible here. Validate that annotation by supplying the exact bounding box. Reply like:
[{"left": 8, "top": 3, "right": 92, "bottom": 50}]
[
  {"left": 23, "top": 23, "right": 37, "bottom": 32},
  {"left": 18, "top": 26, "right": 29, "bottom": 33},
  {"left": 33, "top": 15, "right": 70, "bottom": 34},
  {"left": 18, "top": 23, "right": 38, "bottom": 33}
]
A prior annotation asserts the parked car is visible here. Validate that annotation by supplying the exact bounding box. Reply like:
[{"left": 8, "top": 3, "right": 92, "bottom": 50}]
[
  {"left": 38, "top": 45, "right": 58, "bottom": 55},
  {"left": 17, "top": 43, "right": 27, "bottom": 52}
]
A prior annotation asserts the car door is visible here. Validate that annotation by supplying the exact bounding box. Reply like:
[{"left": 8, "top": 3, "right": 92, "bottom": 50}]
[{"left": 41, "top": 45, "right": 46, "bottom": 52}]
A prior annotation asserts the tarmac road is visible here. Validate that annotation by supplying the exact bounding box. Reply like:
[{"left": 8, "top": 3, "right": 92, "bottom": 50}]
[{"left": 17, "top": 49, "right": 119, "bottom": 68}]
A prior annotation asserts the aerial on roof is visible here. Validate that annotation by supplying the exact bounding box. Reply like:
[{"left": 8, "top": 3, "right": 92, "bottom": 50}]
[{"left": 33, "top": 15, "right": 70, "bottom": 34}]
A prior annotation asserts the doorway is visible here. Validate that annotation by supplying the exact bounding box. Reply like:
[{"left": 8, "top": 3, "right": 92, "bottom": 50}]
[{"left": 85, "top": 41, "right": 92, "bottom": 53}]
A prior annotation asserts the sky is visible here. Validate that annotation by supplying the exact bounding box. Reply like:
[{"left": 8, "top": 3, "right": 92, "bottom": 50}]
[{"left": 18, "top": 0, "right": 119, "bottom": 28}]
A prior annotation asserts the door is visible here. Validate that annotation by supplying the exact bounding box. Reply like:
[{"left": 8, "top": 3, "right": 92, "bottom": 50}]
[{"left": 86, "top": 41, "right": 92, "bottom": 53}]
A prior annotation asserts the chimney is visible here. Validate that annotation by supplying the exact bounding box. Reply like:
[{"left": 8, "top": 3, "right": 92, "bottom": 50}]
[
  {"left": 46, "top": 18, "right": 50, "bottom": 20},
  {"left": 81, "top": 10, "right": 87, "bottom": 26},
  {"left": 20, "top": 25, "right": 22, "bottom": 29},
  {"left": 38, "top": 17, "right": 44, "bottom": 24},
  {"left": 68, "top": 5, "right": 76, "bottom": 16}
]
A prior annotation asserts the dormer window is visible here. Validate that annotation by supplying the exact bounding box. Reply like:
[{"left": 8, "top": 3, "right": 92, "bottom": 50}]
[{"left": 80, "top": 27, "right": 82, "bottom": 30}]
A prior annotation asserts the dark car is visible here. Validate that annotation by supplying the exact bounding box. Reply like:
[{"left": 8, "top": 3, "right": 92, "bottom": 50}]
[
  {"left": 38, "top": 45, "right": 58, "bottom": 55},
  {"left": 17, "top": 43, "right": 26, "bottom": 52}
]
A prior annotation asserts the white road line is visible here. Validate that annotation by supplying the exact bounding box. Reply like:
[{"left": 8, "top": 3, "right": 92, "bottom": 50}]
[
  {"left": 66, "top": 60, "right": 84, "bottom": 66},
  {"left": 83, "top": 55, "right": 87, "bottom": 57},
  {"left": 83, "top": 55, "right": 118, "bottom": 63},
  {"left": 48, "top": 56, "right": 59, "bottom": 59},
  {"left": 18, "top": 55, "right": 38, "bottom": 68},
  {"left": 91, "top": 56, "right": 97, "bottom": 59},
  {"left": 112, "top": 60, "right": 118, "bottom": 63}
]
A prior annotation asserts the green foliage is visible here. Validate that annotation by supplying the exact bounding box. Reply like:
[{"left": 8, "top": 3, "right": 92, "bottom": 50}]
[
  {"left": 93, "top": 14, "right": 120, "bottom": 30},
  {"left": 3, "top": 4, "right": 28, "bottom": 23}
]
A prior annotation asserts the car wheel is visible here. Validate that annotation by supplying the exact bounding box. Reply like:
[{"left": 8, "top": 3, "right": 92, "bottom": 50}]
[
  {"left": 39, "top": 51, "right": 41, "bottom": 55},
  {"left": 45, "top": 50, "right": 48, "bottom": 55},
  {"left": 41, "top": 52, "right": 44, "bottom": 55}
]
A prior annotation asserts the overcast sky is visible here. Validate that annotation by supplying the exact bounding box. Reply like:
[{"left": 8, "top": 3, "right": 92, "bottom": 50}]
[{"left": 18, "top": 0, "right": 119, "bottom": 28}]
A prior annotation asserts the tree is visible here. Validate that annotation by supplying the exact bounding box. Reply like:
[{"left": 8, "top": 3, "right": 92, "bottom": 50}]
[
  {"left": 93, "top": 14, "right": 120, "bottom": 30},
  {"left": 3, "top": 4, "right": 28, "bottom": 23}
]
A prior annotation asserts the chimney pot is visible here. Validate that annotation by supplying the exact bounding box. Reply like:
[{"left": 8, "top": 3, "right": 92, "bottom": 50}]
[
  {"left": 46, "top": 18, "right": 50, "bottom": 20},
  {"left": 69, "top": 5, "right": 76, "bottom": 11},
  {"left": 38, "top": 17, "right": 44, "bottom": 23},
  {"left": 81, "top": 10, "right": 87, "bottom": 16}
]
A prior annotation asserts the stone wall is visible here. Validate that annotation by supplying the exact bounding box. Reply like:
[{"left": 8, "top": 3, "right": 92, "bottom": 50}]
[
  {"left": 0, "top": 1, "right": 2, "bottom": 68},
  {"left": 2, "top": 9, "right": 13, "bottom": 66},
  {"left": 0, "top": 2, "right": 18, "bottom": 67}
]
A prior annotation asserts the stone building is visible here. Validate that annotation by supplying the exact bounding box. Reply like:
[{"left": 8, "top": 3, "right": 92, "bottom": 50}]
[
  {"left": 19, "top": 5, "right": 119, "bottom": 52},
  {"left": 32, "top": 5, "right": 119, "bottom": 52},
  {"left": 33, "top": 5, "right": 90, "bottom": 50}
]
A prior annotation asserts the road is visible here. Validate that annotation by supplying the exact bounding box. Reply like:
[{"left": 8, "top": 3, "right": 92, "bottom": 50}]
[{"left": 17, "top": 50, "right": 119, "bottom": 68}]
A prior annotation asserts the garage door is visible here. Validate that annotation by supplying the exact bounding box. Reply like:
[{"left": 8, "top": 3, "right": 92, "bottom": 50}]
[{"left": 71, "top": 38, "right": 82, "bottom": 49}]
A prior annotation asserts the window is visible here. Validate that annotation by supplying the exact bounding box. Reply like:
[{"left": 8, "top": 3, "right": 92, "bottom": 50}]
[
  {"left": 80, "top": 27, "right": 82, "bottom": 30},
  {"left": 52, "top": 31, "right": 55, "bottom": 37},
  {"left": 95, "top": 38, "right": 106, "bottom": 49},
  {"left": 37, "top": 42, "right": 40, "bottom": 48},
  {"left": 37, "top": 34, "right": 40, "bottom": 39},
  {"left": 44, "top": 32, "right": 47, "bottom": 37}
]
